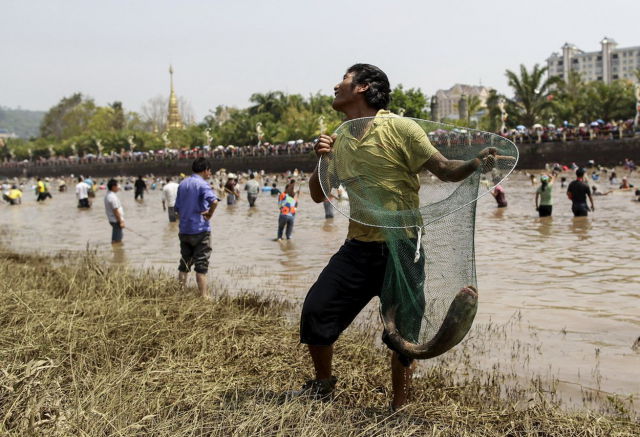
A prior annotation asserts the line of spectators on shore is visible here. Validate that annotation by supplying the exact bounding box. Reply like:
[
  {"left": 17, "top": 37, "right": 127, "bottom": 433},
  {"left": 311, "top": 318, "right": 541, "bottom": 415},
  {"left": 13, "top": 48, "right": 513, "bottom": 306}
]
[
  {"left": 0, "top": 140, "right": 317, "bottom": 168},
  {"left": 501, "top": 119, "right": 637, "bottom": 144},
  {"left": 2, "top": 119, "right": 638, "bottom": 169}
]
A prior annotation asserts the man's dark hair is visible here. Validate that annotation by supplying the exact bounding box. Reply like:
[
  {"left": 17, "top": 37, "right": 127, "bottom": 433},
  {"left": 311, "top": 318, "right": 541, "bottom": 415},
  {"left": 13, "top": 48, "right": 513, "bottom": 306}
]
[
  {"left": 576, "top": 168, "right": 585, "bottom": 177},
  {"left": 250, "top": 173, "right": 255, "bottom": 179},
  {"left": 192, "top": 157, "right": 212, "bottom": 173},
  {"left": 346, "top": 63, "right": 391, "bottom": 110},
  {"left": 166, "top": 177, "right": 171, "bottom": 183},
  {"left": 107, "top": 179, "right": 118, "bottom": 191}
]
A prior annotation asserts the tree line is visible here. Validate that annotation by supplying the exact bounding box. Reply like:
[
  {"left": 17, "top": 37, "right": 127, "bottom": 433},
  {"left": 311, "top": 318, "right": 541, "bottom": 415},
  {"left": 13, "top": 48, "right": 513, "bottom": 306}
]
[{"left": 3, "top": 65, "right": 639, "bottom": 161}]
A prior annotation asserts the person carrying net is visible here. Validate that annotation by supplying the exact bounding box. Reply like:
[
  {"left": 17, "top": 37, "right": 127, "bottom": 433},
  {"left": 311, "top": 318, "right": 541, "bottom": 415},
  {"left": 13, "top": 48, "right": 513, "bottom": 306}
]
[{"left": 294, "top": 64, "right": 500, "bottom": 410}]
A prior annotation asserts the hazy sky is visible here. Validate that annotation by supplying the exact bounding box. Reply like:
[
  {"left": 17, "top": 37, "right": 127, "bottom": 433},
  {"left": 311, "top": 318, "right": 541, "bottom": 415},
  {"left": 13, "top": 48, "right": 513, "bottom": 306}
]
[{"left": 2, "top": 0, "right": 639, "bottom": 120}]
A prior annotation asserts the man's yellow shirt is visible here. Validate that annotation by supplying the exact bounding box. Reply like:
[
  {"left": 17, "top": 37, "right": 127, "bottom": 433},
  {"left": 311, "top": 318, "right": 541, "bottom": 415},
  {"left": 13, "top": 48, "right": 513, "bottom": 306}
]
[{"left": 332, "top": 110, "right": 438, "bottom": 242}]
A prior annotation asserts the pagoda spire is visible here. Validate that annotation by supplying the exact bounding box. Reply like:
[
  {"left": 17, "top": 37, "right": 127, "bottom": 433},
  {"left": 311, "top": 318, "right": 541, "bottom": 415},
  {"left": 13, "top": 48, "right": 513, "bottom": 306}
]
[{"left": 167, "top": 65, "right": 184, "bottom": 129}]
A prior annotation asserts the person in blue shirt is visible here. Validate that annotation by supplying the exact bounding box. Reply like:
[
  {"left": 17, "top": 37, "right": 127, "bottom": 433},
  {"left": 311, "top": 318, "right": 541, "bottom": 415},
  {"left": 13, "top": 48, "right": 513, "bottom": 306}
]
[{"left": 174, "top": 158, "right": 219, "bottom": 298}]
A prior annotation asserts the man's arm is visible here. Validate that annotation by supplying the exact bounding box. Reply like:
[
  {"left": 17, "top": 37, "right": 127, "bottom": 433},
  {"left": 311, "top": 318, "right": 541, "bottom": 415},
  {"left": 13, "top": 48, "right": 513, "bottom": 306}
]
[
  {"left": 422, "top": 148, "right": 497, "bottom": 182},
  {"left": 587, "top": 191, "right": 595, "bottom": 211},
  {"left": 202, "top": 199, "right": 218, "bottom": 220},
  {"left": 309, "top": 134, "right": 335, "bottom": 203},
  {"left": 309, "top": 169, "right": 325, "bottom": 203},
  {"left": 113, "top": 207, "right": 125, "bottom": 228},
  {"left": 201, "top": 187, "right": 219, "bottom": 220}
]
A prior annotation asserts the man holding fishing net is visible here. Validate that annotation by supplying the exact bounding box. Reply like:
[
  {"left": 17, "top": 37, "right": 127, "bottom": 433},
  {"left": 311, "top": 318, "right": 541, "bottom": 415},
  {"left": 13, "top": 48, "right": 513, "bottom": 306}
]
[{"left": 295, "top": 64, "right": 501, "bottom": 410}]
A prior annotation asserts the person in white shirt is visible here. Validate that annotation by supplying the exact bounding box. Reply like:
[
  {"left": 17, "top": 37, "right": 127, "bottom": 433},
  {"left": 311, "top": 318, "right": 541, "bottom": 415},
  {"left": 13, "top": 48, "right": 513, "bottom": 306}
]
[
  {"left": 75, "top": 176, "right": 90, "bottom": 208},
  {"left": 162, "top": 177, "right": 180, "bottom": 222},
  {"left": 104, "top": 179, "right": 125, "bottom": 243},
  {"left": 244, "top": 173, "right": 260, "bottom": 207}
]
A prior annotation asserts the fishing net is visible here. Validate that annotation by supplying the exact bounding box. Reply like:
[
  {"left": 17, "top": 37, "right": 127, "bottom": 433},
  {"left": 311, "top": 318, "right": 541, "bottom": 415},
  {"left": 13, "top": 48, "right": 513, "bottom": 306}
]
[{"left": 318, "top": 116, "right": 518, "bottom": 359}]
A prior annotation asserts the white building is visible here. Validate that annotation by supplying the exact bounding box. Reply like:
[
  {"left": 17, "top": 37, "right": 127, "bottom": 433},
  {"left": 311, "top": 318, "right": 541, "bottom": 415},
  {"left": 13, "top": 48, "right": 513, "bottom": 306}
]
[
  {"left": 547, "top": 37, "right": 640, "bottom": 84},
  {"left": 0, "top": 128, "right": 17, "bottom": 141},
  {"left": 434, "top": 84, "right": 492, "bottom": 120}
]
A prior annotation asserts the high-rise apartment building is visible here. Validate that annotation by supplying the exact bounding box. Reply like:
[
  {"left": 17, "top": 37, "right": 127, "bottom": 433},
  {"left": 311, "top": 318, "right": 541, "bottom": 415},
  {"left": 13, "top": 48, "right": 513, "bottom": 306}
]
[{"left": 546, "top": 37, "right": 640, "bottom": 84}]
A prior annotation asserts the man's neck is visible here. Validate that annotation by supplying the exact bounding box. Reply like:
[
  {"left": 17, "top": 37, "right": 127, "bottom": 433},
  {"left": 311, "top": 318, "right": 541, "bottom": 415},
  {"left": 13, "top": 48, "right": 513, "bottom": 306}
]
[{"left": 343, "top": 104, "right": 379, "bottom": 121}]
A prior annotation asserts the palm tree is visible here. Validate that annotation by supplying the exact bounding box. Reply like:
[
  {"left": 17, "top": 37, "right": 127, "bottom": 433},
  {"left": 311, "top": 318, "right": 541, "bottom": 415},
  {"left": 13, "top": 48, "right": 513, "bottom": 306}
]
[
  {"left": 466, "top": 95, "right": 483, "bottom": 125},
  {"left": 248, "top": 91, "right": 286, "bottom": 118},
  {"left": 505, "top": 64, "right": 561, "bottom": 128},
  {"left": 553, "top": 71, "right": 586, "bottom": 123}
]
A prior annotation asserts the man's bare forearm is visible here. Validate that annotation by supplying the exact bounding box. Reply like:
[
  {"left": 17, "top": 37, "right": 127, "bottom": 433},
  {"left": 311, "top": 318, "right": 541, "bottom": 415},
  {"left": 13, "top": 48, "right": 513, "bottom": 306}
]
[
  {"left": 208, "top": 201, "right": 218, "bottom": 215},
  {"left": 309, "top": 166, "right": 324, "bottom": 203},
  {"left": 437, "top": 158, "right": 481, "bottom": 182}
]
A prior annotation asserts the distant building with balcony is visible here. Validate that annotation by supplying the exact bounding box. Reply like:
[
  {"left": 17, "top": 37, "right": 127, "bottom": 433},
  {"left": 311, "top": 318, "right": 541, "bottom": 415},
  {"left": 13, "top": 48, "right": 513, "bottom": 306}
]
[
  {"left": 433, "top": 84, "right": 492, "bottom": 121},
  {"left": 546, "top": 37, "right": 640, "bottom": 84}
]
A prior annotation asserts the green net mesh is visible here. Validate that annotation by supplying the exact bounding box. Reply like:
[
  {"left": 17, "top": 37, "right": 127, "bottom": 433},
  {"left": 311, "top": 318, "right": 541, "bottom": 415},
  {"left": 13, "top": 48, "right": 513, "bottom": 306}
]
[{"left": 318, "top": 116, "right": 518, "bottom": 359}]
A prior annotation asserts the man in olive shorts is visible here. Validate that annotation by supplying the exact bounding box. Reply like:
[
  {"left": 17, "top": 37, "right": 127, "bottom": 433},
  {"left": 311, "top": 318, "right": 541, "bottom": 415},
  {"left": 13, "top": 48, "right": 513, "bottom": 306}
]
[
  {"left": 174, "top": 158, "right": 218, "bottom": 298},
  {"left": 300, "top": 63, "right": 497, "bottom": 410}
]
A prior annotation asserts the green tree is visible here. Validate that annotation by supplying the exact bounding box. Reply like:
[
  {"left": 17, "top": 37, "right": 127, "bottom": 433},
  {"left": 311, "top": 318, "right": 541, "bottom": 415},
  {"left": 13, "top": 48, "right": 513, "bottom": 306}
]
[
  {"left": 388, "top": 84, "right": 429, "bottom": 118},
  {"left": 87, "top": 107, "right": 117, "bottom": 132},
  {"left": 505, "top": 64, "right": 560, "bottom": 128},
  {"left": 551, "top": 71, "right": 586, "bottom": 123},
  {"left": 39, "top": 93, "right": 97, "bottom": 140},
  {"left": 465, "top": 95, "right": 484, "bottom": 126},
  {"left": 580, "top": 80, "right": 635, "bottom": 122},
  {"left": 110, "top": 101, "right": 125, "bottom": 130},
  {"left": 248, "top": 91, "right": 286, "bottom": 119},
  {"left": 478, "top": 90, "right": 511, "bottom": 132}
]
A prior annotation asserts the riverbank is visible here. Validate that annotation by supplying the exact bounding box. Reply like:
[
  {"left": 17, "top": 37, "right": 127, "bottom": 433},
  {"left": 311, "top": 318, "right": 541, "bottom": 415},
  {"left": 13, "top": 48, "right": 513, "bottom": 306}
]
[{"left": 0, "top": 251, "right": 637, "bottom": 436}]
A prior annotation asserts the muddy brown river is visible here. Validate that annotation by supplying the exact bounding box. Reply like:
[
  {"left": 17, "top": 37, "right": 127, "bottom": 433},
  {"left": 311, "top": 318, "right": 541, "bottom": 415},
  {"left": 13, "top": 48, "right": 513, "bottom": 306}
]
[{"left": 1, "top": 171, "right": 638, "bottom": 413}]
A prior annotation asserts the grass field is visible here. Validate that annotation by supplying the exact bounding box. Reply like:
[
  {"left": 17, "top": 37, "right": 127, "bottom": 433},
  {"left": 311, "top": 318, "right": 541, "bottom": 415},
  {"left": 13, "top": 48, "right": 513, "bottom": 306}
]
[{"left": 0, "top": 251, "right": 637, "bottom": 436}]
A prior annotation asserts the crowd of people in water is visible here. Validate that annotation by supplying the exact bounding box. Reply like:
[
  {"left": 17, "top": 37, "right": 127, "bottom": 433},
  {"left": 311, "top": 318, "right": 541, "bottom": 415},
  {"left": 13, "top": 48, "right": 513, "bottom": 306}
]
[
  {"left": 487, "top": 158, "right": 639, "bottom": 216},
  {"left": 3, "top": 158, "right": 638, "bottom": 219}
]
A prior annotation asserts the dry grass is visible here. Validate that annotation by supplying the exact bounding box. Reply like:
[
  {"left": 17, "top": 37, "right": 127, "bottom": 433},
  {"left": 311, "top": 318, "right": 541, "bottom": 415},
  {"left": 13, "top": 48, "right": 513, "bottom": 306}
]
[{"left": 0, "top": 252, "right": 637, "bottom": 436}]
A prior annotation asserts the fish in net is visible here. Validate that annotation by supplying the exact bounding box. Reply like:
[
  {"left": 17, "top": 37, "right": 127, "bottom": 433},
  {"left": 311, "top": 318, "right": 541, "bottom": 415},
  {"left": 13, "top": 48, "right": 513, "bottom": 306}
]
[{"left": 317, "top": 116, "right": 518, "bottom": 359}]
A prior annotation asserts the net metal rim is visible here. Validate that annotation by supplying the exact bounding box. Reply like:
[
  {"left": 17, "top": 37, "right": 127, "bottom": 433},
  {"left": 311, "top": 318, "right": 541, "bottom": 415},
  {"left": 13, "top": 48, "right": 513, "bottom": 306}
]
[{"left": 318, "top": 116, "right": 519, "bottom": 229}]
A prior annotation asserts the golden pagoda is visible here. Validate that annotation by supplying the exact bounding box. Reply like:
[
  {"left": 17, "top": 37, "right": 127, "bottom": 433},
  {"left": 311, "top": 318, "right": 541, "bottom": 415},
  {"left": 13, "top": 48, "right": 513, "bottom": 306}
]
[{"left": 167, "top": 65, "right": 184, "bottom": 129}]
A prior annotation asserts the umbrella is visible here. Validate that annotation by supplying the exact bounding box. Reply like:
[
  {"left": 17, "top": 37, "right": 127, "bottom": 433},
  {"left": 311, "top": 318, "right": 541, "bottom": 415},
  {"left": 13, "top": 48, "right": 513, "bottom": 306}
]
[
  {"left": 516, "top": 125, "right": 526, "bottom": 131},
  {"left": 578, "top": 123, "right": 586, "bottom": 128},
  {"left": 547, "top": 123, "right": 556, "bottom": 129},
  {"left": 532, "top": 123, "right": 543, "bottom": 130},
  {"left": 590, "top": 121, "right": 599, "bottom": 127},
  {"left": 596, "top": 119, "right": 605, "bottom": 124}
]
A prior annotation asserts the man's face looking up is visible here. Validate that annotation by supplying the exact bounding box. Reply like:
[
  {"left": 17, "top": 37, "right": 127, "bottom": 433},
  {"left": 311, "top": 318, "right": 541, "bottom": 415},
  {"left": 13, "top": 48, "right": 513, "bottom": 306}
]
[{"left": 332, "top": 71, "right": 368, "bottom": 112}]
